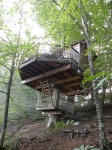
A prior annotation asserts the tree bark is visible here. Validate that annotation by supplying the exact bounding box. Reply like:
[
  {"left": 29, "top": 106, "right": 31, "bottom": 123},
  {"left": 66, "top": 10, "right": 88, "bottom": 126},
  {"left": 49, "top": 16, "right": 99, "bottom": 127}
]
[
  {"left": 101, "top": 85, "right": 106, "bottom": 106},
  {"left": 88, "top": 52, "right": 107, "bottom": 150},
  {"left": 0, "top": 56, "right": 15, "bottom": 150},
  {"left": 79, "top": 2, "right": 107, "bottom": 149}
]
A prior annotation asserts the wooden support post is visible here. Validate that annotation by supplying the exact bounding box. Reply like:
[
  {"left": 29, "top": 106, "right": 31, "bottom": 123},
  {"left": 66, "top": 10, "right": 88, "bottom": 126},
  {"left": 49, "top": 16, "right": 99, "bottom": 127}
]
[
  {"left": 46, "top": 87, "right": 60, "bottom": 128},
  {"left": 46, "top": 112, "right": 61, "bottom": 128},
  {"left": 47, "top": 114, "right": 58, "bottom": 128}
]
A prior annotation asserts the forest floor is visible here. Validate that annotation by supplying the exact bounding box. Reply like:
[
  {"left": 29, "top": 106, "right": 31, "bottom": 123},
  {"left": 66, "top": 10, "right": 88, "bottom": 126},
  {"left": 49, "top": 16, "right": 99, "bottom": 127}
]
[{"left": 6, "top": 105, "right": 112, "bottom": 150}]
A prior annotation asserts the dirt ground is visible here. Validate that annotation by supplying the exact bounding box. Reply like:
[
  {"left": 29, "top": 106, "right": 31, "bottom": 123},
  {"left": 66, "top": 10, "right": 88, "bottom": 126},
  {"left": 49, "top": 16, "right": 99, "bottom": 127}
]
[{"left": 7, "top": 105, "right": 112, "bottom": 150}]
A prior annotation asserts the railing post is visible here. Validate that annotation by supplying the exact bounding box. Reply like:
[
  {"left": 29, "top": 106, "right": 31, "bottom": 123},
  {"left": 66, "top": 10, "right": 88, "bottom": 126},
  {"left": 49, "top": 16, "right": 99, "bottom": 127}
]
[{"left": 78, "top": 53, "right": 81, "bottom": 67}]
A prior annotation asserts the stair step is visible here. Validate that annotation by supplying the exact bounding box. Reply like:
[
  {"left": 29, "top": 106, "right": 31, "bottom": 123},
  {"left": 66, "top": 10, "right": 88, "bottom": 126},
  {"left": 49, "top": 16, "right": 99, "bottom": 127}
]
[
  {"left": 40, "top": 78, "right": 52, "bottom": 97},
  {"left": 43, "top": 91, "right": 50, "bottom": 93},
  {"left": 44, "top": 92, "right": 50, "bottom": 94},
  {"left": 41, "top": 81, "right": 48, "bottom": 84},
  {"left": 43, "top": 87, "right": 50, "bottom": 89},
  {"left": 43, "top": 86, "right": 49, "bottom": 88},
  {"left": 44, "top": 91, "right": 50, "bottom": 93},
  {"left": 41, "top": 83, "right": 48, "bottom": 85}
]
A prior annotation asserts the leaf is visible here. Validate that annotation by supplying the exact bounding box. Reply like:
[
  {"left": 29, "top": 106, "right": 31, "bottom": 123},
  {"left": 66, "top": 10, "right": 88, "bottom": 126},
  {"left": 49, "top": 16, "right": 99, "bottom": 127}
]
[
  {"left": 66, "top": 120, "right": 74, "bottom": 125},
  {"left": 85, "top": 145, "right": 95, "bottom": 150},
  {"left": 73, "top": 122, "right": 80, "bottom": 126},
  {"left": 83, "top": 75, "right": 96, "bottom": 83},
  {"left": 80, "top": 145, "right": 84, "bottom": 150},
  {"left": 83, "top": 71, "right": 112, "bottom": 84},
  {"left": 96, "top": 76, "right": 107, "bottom": 89},
  {"left": 72, "top": 148, "right": 80, "bottom": 150},
  {"left": 85, "top": 145, "right": 89, "bottom": 150}
]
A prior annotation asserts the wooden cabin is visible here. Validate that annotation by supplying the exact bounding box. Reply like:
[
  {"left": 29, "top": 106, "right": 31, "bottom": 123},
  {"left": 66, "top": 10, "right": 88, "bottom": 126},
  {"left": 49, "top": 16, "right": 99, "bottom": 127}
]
[
  {"left": 19, "top": 40, "right": 89, "bottom": 117},
  {"left": 36, "top": 89, "right": 74, "bottom": 114}
]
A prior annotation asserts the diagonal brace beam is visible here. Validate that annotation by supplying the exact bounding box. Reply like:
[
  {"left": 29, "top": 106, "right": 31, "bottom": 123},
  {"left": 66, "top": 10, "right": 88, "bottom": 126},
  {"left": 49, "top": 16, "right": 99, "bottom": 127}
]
[{"left": 21, "top": 64, "right": 71, "bottom": 84}]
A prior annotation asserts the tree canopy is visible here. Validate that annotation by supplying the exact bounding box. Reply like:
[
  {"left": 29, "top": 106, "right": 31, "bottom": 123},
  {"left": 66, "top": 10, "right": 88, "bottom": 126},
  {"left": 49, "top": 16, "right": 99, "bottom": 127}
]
[{"left": 33, "top": 0, "right": 112, "bottom": 84}]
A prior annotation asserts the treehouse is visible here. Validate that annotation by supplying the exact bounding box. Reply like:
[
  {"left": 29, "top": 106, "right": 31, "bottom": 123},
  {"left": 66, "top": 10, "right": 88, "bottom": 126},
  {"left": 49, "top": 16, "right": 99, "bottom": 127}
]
[{"left": 19, "top": 40, "right": 89, "bottom": 120}]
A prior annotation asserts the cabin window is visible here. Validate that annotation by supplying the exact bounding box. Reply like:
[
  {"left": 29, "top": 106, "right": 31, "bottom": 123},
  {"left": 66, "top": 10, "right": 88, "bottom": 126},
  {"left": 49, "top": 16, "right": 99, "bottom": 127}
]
[{"left": 73, "top": 43, "right": 80, "bottom": 53}]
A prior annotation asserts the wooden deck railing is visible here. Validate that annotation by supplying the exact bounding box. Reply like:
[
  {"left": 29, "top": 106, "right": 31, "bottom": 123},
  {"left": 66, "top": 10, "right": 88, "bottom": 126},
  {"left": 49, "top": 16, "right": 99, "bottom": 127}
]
[
  {"left": 36, "top": 97, "right": 54, "bottom": 110},
  {"left": 58, "top": 96, "right": 74, "bottom": 114},
  {"left": 42, "top": 48, "right": 88, "bottom": 71},
  {"left": 36, "top": 93, "right": 74, "bottom": 114}
]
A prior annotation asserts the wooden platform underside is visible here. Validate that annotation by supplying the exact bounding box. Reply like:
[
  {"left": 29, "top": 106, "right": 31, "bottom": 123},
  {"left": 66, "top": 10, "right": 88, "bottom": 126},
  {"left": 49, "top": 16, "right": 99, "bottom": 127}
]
[{"left": 19, "top": 56, "right": 89, "bottom": 96}]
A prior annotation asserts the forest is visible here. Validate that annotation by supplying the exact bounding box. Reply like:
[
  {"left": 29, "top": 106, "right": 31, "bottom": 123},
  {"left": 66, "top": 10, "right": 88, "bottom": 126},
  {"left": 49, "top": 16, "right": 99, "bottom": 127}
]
[{"left": 0, "top": 0, "right": 112, "bottom": 150}]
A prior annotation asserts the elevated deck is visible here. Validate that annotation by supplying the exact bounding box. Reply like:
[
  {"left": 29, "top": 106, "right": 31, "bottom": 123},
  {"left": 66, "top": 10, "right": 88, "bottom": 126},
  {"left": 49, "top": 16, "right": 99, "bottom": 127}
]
[{"left": 19, "top": 43, "right": 88, "bottom": 95}]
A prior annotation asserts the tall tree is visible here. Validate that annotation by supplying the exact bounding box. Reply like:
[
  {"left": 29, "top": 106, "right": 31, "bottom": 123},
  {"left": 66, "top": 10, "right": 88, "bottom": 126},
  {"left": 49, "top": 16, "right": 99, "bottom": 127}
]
[{"left": 0, "top": 0, "right": 39, "bottom": 149}]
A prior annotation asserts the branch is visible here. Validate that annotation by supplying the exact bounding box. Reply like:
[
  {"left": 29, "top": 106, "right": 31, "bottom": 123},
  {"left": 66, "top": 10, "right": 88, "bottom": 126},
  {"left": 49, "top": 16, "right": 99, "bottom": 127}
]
[
  {"left": 0, "top": 90, "right": 8, "bottom": 95},
  {"left": 5, "top": 122, "right": 27, "bottom": 141},
  {"left": 0, "top": 81, "right": 8, "bottom": 85},
  {"left": 52, "top": 0, "right": 60, "bottom": 6},
  {"left": 0, "top": 75, "right": 8, "bottom": 79},
  {"left": 74, "top": 3, "right": 88, "bottom": 29},
  {"left": 52, "top": 0, "right": 88, "bottom": 39},
  {"left": 0, "top": 36, "right": 8, "bottom": 43},
  {"left": 18, "top": 45, "right": 37, "bottom": 66},
  {"left": 68, "top": 13, "right": 87, "bottom": 39},
  {"left": 49, "top": 2, "right": 65, "bottom": 34},
  {"left": 14, "top": 10, "right": 23, "bottom": 68},
  {"left": 79, "top": 1, "right": 90, "bottom": 43},
  {"left": 80, "top": 0, "right": 89, "bottom": 21},
  {"left": 1, "top": 23, "right": 11, "bottom": 45},
  {"left": 16, "top": 11, "right": 23, "bottom": 48},
  {"left": 0, "top": 63, "right": 11, "bottom": 71}
]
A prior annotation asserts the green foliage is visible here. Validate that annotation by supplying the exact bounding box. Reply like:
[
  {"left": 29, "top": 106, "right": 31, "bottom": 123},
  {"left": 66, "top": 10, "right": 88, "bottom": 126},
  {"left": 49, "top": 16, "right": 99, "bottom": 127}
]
[
  {"left": 83, "top": 72, "right": 111, "bottom": 84},
  {"left": 0, "top": 76, "right": 46, "bottom": 130},
  {"left": 34, "top": 0, "right": 112, "bottom": 89},
  {"left": 72, "top": 144, "right": 100, "bottom": 150},
  {"left": 8, "top": 77, "right": 45, "bottom": 121},
  {"left": 0, "top": 0, "right": 43, "bottom": 130},
  {"left": 83, "top": 72, "right": 112, "bottom": 90},
  {"left": 52, "top": 120, "right": 74, "bottom": 130}
]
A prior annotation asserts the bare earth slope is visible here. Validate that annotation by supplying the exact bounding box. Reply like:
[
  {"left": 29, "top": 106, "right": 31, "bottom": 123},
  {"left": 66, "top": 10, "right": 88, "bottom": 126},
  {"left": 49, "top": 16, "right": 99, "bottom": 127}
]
[{"left": 12, "top": 105, "right": 112, "bottom": 150}]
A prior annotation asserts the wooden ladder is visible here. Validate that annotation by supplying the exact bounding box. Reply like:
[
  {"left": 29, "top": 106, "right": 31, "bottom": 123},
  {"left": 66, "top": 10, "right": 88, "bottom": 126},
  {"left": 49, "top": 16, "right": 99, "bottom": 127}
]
[
  {"left": 40, "top": 78, "right": 54, "bottom": 107},
  {"left": 40, "top": 78, "right": 51, "bottom": 98}
]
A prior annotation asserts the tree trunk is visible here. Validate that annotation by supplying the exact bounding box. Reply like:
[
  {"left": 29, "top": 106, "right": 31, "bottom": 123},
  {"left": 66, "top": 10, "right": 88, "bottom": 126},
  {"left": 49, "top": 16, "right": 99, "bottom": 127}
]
[
  {"left": 79, "top": 2, "right": 107, "bottom": 149},
  {"left": 86, "top": 24, "right": 107, "bottom": 150},
  {"left": 101, "top": 85, "right": 106, "bottom": 106},
  {"left": 88, "top": 51, "right": 107, "bottom": 150},
  {"left": 0, "top": 56, "right": 15, "bottom": 150}
]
